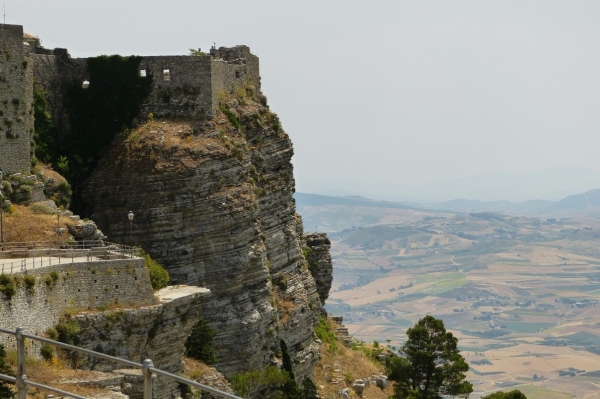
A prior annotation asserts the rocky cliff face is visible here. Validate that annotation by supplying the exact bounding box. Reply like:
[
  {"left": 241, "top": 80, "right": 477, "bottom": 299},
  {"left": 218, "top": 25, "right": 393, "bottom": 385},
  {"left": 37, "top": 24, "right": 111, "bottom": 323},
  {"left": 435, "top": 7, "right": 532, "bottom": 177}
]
[
  {"left": 82, "top": 94, "right": 331, "bottom": 379},
  {"left": 73, "top": 286, "right": 210, "bottom": 398},
  {"left": 303, "top": 233, "right": 333, "bottom": 306}
]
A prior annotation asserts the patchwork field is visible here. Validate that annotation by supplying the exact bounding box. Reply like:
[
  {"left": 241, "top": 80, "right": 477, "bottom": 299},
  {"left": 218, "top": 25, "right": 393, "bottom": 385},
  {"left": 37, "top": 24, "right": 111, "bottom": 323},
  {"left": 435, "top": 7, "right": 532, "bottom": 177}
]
[{"left": 323, "top": 212, "right": 600, "bottom": 398}]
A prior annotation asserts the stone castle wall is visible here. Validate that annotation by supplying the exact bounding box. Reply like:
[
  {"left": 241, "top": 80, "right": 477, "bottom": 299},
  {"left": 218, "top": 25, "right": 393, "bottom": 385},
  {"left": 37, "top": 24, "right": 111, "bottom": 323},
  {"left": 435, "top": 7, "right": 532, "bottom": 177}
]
[
  {"left": 31, "top": 50, "right": 87, "bottom": 138},
  {"left": 0, "top": 24, "right": 34, "bottom": 175},
  {"left": 0, "top": 26, "right": 261, "bottom": 176},
  {"left": 210, "top": 45, "right": 260, "bottom": 110},
  {"left": 0, "top": 257, "right": 154, "bottom": 340},
  {"left": 138, "top": 55, "right": 213, "bottom": 120}
]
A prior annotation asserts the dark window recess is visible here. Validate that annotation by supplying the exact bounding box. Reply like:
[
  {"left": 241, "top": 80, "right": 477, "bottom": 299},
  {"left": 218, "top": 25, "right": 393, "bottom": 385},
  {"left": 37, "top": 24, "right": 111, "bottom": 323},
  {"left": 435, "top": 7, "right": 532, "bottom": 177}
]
[{"left": 235, "top": 71, "right": 241, "bottom": 78}]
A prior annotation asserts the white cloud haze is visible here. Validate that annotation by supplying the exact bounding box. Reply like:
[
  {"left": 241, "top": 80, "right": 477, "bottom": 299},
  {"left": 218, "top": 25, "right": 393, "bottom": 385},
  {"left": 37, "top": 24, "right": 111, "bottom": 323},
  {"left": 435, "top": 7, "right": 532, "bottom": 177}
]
[{"left": 10, "top": 1, "right": 600, "bottom": 201}]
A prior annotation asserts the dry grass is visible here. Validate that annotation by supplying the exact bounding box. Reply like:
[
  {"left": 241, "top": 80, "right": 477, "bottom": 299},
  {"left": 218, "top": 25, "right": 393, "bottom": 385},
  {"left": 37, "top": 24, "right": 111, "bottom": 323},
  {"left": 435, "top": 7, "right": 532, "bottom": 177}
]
[
  {"left": 314, "top": 318, "right": 391, "bottom": 399},
  {"left": 4, "top": 352, "right": 110, "bottom": 398},
  {"left": 2, "top": 205, "right": 76, "bottom": 244}
]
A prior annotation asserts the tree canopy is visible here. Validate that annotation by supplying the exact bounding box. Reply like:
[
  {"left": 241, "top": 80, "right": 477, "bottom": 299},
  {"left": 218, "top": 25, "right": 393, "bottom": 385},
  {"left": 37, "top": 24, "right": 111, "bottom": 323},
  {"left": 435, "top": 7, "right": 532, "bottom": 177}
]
[
  {"left": 386, "top": 315, "right": 473, "bottom": 399},
  {"left": 0, "top": 343, "right": 14, "bottom": 399},
  {"left": 482, "top": 390, "right": 528, "bottom": 399}
]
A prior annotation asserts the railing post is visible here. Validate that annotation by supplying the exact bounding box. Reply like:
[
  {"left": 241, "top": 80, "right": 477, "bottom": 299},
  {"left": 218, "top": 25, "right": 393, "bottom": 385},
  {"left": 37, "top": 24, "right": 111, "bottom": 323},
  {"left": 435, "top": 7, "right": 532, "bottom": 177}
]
[
  {"left": 15, "top": 327, "right": 27, "bottom": 399},
  {"left": 142, "top": 359, "right": 154, "bottom": 399}
]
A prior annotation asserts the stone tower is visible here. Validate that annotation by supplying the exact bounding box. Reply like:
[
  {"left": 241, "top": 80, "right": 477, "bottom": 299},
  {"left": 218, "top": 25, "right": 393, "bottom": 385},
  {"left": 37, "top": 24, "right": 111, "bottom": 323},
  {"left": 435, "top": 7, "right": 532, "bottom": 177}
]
[{"left": 0, "top": 24, "right": 33, "bottom": 175}]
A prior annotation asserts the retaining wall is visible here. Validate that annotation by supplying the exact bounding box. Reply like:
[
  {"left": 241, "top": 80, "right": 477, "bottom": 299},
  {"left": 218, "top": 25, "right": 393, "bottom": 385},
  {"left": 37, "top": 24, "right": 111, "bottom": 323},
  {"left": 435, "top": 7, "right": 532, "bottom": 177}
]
[{"left": 0, "top": 257, "right": 154, "bottom": 339}]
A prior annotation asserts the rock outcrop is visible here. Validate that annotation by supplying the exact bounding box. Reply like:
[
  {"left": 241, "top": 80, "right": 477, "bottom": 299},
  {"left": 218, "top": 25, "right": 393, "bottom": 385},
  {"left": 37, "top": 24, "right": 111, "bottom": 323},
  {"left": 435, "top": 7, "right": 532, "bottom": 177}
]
[
  {"left": 73, "top": 286, "right": 210, "bottom": 398},
  {"left": 82, "top": 95, "right": 332, "bottom": 379},
  {"left": 303, "top": 232, "right": 333, "bottom": 306}
]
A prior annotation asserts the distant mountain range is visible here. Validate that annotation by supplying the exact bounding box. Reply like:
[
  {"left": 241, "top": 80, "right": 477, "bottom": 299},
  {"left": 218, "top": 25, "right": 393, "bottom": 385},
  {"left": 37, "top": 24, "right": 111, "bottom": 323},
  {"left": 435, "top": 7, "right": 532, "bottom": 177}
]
[{"left": 296, "top": 189, "right": 600, "bottom": 216}]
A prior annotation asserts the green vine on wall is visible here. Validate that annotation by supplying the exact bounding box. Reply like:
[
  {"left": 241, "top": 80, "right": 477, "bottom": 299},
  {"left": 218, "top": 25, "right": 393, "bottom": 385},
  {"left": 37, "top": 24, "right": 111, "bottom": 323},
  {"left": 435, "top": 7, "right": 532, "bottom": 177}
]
[{"left": 62, "top": 55, "right": 153, "bottom": 213}]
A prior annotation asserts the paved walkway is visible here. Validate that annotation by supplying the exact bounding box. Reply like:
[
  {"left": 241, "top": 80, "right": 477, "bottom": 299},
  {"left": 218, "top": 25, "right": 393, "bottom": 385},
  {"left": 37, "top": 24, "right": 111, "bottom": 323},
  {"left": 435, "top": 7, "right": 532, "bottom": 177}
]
[{"left": 0, "top": 252, "right": 138, "bottom": 275}]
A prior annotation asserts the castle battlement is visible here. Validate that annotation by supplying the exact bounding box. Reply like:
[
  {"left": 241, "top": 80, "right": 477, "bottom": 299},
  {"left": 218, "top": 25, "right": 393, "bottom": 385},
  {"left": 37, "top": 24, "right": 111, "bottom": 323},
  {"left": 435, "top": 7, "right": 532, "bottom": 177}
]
[{"left": 0, "top": 24, "right": 260, "bottom": 176}]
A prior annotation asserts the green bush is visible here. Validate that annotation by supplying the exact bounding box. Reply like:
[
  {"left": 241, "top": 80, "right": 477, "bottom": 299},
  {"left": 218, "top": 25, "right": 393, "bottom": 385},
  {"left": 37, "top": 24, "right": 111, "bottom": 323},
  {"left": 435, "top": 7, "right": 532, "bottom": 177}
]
[
  {"left": 219, "top": 106, "right": 241, "bottom": 130},
  {"left": 0, "top": 343, "right": 14, "bottom": 398},
  {"left": 29, "top": 202, "right": 56, "bottom": 215},
  {"left": 482, "top": 390, "right": 527, "bottom": 399},
  {"left": 315, "top": 317, "right": 337, "bottom": 344},
  {"left": 55, "top": 318, "right": 80, "bottom": 345},
  {"left": 0, "top": 274, "right": 16, "bottom": 299},
  {"left": 15, "top": 185, "right": 32, "bottom": 203},
  {"left": 23, "top": 275, "right": 35, "bottom": 294},
  {"left": 50, "top": 271, "right": 59, "bottom": 282},
  {"left": 144, "top": 254, "right": 170, "bottom": 290},
  {"left": 45, "top": 327, "right": 58, "bottom": 340},
  {"left": 40, "top": 344, "right": 55, "bottom": 362},
  {"left": 185, "top": 318, "right": 216, "bottom": 364},
  {"left": 230, "top": 366, "right": 290, "bottom": 398}
]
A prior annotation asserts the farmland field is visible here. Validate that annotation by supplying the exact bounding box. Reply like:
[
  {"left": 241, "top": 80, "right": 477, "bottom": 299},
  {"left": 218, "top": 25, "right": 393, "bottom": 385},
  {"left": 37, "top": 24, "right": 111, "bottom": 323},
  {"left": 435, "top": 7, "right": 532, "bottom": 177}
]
[{"left": 319, "top": 210, "right": 600, "bottom": 398}]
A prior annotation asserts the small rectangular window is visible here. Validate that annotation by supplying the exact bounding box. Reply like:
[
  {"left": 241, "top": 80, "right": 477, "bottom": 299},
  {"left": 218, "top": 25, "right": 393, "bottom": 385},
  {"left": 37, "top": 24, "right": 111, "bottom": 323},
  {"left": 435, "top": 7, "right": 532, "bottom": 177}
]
[
  {"left": 163, "top": 69, "right": 170, "bottom": 81},
  {"left": 235, "top": 71, "right": 241, "bottom": 78},
  {"left": 140, "top": 69, "right": 146, "bottom": 77}
]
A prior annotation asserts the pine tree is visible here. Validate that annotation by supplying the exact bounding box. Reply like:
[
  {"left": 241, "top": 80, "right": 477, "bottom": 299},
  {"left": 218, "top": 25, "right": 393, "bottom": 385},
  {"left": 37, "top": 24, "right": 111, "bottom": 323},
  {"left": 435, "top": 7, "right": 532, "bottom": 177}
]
[
  {"left": 0, "top": 343, "right": 14, "bottom": 399},
  {"left": 386, "top": 315, "right": 473, "bottom": 399}
]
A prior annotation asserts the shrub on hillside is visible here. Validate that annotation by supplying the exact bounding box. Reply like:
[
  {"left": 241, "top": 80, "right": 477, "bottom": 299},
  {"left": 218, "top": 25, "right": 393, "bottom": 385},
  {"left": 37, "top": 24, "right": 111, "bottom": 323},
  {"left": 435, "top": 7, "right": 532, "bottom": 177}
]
[
  {"left": 29, "top": 202, "right": 56, "bottom": 215},
  {"left": 482, "top": 390, "right": 527, "bottom": 399},
  {"left": 185, "top": 318, "right": 216, "bottom": 365},
  {"left": 134, "top": 248, "right": 170, "bottom": 290},
  {"left": 0, "top": 343, "right": 14, "bottom": 398},
  {"left": 144, "top": 254, "right": 169, "bottom": 290},
  {"left": 0, "top": 275, "right": 16, "bottom": 299}
]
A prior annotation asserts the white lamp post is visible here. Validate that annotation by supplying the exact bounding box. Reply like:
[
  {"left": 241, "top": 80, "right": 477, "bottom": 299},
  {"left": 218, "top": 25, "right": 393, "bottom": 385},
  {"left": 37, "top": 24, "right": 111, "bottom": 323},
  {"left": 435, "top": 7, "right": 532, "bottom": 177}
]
[
  {"left": 128, "top": 211, "right": 134, "bottom": 243},
  {"left": 0, "top": 192, "right": 3, "bottom": 250},
  {"left": 56, "top": 210, "right": 61, "bottom": 249}
]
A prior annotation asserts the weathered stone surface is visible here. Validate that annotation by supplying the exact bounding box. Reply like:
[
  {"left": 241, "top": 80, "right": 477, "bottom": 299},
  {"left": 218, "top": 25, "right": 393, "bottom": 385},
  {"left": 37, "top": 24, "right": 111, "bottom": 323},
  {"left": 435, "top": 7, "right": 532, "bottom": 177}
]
[
  {"left": 303, "top": 232, "right": 333, "bottom": 305},
  {"left": 0, "top": 257, "right": 155, "bottom": 346},
  {"left": 0, "top": 25, "right": 34, "bottom": 175},
  {"left": 68, "top": 220, "right": 107, "bottom": 241},
  {"left": 82, "top": 98, "right": 332, "bottom": 379},
  {"left": 186, "top": 366, "right": 236, "bottom": 399},
  {"left": 352, "top": 379, "right": 365, "bottom": 395},
  {"left": 375, "top": 375, "right": 389, "bottom": 389},
  {"left": 73, "top": 286, "right": 210, "bottom": 399}
]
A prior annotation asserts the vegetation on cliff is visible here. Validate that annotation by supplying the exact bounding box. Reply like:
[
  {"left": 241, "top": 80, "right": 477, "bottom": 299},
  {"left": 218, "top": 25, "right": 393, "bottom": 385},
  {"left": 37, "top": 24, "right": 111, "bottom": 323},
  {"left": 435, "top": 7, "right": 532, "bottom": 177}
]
[
  {"left": 185, "top": 318, "right": 216, "bottom": 365},
  {"left": 32, "top": 86, "right": 54, "bottom": 166},
  {"left": 482, "top": 390, "right": 528, "bottom": 399},
  {"left": 386, "top": 316, "right": 472, "bottom": 399},
  {"left": 0, "top": 343, "right": 14, "bottom": 399},
  {"left": 34, "top": 55, "right": 153, "bottom": 213},
  {"left": 136, "top": 248, "right": 170, "bottom": 290}
]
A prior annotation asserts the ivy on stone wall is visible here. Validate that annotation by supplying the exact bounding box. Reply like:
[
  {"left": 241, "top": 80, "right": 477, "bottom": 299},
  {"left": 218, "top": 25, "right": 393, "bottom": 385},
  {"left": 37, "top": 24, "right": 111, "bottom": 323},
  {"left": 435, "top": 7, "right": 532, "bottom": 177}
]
[
  {"left": 62, "top": 55, "right": 152, "bottom": 213},
  {"left": 33, "top": 86, "right": 55, "bottom": 164}
]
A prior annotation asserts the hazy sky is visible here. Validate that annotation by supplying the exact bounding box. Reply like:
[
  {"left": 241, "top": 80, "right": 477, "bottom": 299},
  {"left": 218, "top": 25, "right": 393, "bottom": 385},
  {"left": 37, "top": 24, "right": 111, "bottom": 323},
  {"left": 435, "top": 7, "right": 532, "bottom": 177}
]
[{"left": 9, "top": 1, "right": 600, "bottom": 201}]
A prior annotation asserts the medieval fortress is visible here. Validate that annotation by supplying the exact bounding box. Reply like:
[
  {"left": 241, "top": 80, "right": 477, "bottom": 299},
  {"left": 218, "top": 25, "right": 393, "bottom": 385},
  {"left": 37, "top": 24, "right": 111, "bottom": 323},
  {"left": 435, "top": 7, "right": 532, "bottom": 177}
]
[{"left": 0, "top": 23, "right": 260, "bottom": 175}]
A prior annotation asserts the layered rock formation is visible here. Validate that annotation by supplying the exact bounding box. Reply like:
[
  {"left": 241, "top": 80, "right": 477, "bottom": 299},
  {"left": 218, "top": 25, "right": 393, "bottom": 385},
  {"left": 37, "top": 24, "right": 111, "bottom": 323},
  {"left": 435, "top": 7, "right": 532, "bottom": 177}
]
[
  {"left": 82, "top": 94, "right": 331, "bottom": 379},
  {"left": 73, "top": 286, "right": 210, "bottom": 398},
  {"left": 303, "top": 233, "right": 333, "bottom": 306}
]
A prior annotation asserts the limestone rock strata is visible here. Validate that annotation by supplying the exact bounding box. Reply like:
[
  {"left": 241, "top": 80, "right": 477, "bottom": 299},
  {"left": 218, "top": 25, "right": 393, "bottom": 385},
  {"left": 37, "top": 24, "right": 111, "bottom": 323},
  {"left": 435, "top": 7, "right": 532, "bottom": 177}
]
[
  {"left": 82, "top": 100, "right": 332, "bottom": 379},
  {"left": 72, "top": 286, "right": 210, "bottom": 399},
  {"left": 304, "top": 232, "right": 333, "bottom": 305}
]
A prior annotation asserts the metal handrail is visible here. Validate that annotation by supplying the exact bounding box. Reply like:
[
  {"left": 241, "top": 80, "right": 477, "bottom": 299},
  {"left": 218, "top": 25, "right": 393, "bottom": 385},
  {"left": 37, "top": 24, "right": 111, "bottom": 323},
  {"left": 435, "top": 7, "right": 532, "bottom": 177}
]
[
  {"left": 0, "top": 241, "right": 141, "bottom": 274},
  {"left": 0, "top": 327, "right": 242, "bottom": 399},
  {"left": 0, "top": 240, "right": 133, "bottom": 252}
]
